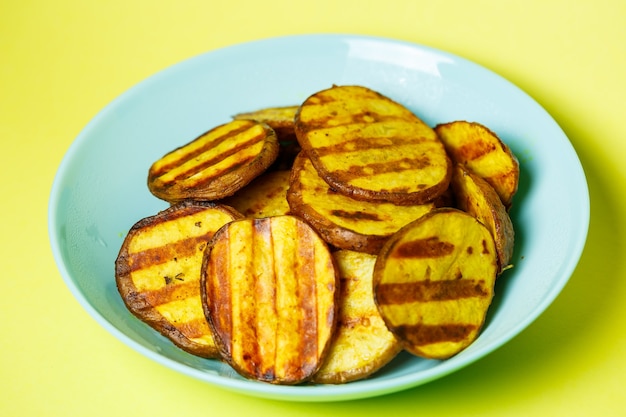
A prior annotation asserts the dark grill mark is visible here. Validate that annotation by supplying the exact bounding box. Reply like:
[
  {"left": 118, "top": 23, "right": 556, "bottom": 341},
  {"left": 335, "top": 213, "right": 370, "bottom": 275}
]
[
  {"left": 298, "top": 112, "right": 409, "bottom": 133},
  {"left": 330, "top": 209, "right": 382, "bottom": 221},
  {"left": 128, "top": 233, "right": 213, "bottom": 272},
  {"left": 392, "top": 237, "right": 455, "bottom": 259},
  {"left": 395, "top": 323, "right": 477, "bottom": 345},
  {"left": 142, "top": 280, "right": 199, "bottom": 306},
  {"left": 313, "top": 133, "right": 415, "bottom": 156},
  {"left": 376, "top": 279, "right": 489, "bottom": 305},
  {"left": 332, "top": 156, "right": 432, "bottom": 183}
]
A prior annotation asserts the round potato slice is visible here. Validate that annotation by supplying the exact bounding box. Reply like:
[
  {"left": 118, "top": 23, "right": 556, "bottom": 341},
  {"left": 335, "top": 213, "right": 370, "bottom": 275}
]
[
  {"left": 434, "top": 120, "right": 519, "bottom": 209},
  {"left": 373, "top": 208, "right": 498, "bottom": 359},
  {"left": 287, "top": 152, "right": 435, "bottom": 254},
  {"left": 148, "top": 119, "right": 279, "bottom": 203},
  {"left": 451, "top": 163, "right": 515, "bottom": 273},
  {"left": 294, "top": 85, "right": 452, "bottom": 206},
  {"left": 312, "top": 250, "right": 402, "bottom": 384},
  {"left": 201, "top": 215, "right": 338, "bottom": 384},
  {"left": 115, "top": 201, "right": 243, "bottom": 358}
]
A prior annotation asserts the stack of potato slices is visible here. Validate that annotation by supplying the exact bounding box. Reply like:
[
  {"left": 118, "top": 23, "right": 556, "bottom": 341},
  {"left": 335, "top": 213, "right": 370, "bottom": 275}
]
[{"left": 115, "top": 84, "right": 519, "bottom": 384}]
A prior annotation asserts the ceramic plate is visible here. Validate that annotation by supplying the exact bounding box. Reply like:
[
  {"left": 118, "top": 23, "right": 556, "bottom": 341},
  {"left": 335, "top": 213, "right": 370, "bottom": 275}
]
[{"left": 48, "top": 34, "right": 589, "bottom": 401}]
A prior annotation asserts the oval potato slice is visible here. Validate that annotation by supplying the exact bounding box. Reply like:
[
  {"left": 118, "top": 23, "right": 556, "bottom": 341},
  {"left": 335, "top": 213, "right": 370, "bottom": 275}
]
[
  {"left": 294, "top": 85, "right": 452, "bottom": 206},
  {"left": 201, "top": 215, "right": 338, "bottom": 384},
  {"left": 312, "top": 250, "right": 402, "bottom": 384},
  {"left": 452, "top": 164, "right": 515, "bottom": 273},
  {"left": 148, "top": 119, "right": 279, "bottom": 203},
  {"left": 434, "top": 121, "right": 519, "bottom": 208},
  {"left": 373, "top": 208, "right": 498, "bottom": 359},
  {"left": 115, "top": 201, "right": 243, "bottom": 358},
  {"left": 287, "top": 152, "right": 435, "bottom": 254}
]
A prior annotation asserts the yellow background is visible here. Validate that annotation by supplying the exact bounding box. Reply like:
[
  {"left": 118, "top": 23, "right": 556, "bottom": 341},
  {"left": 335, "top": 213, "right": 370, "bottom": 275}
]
[{"left": 2, "top": 0, "right": 625, "bottom": 415}]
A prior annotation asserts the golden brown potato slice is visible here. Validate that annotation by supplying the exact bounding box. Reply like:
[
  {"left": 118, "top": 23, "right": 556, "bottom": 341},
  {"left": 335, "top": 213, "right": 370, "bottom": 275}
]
[
  {"left": 221, "top": 170, "right": 291, "bottom": 218},
  {"left": 312, "top": 250, "right": 402, "bottom": 384},
  {"left": 295, "top": 85, "right": 452, "bottom": 206},
  {"left": 373, "top": 208, "right": 498, "bottom": 359},
  {"left": 115, "top": 201, "right": 243, "bottom": 358},
  {"left": 201, "top": 215, "right": 338, "bottom": 384},
  {"left": 233, "top": 105, "right": 298, "bottom": 141},
  {"left": 287, "top": 152, "right": 435, "bottom": 254},
  {"left": 148, "top": 119, "right": 279, "bottom": 203},
  {"left": 452, "top": 164, "right": 514, "bottom": 273},
  {"left": 434, "top": 121, "right": 519, "bottom": 208}
]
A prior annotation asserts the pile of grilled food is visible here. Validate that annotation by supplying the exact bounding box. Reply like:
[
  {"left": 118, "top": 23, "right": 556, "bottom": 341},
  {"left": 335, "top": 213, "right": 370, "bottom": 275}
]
[{"left": 115, "top": 85, "right": 519, "bottom": 385}]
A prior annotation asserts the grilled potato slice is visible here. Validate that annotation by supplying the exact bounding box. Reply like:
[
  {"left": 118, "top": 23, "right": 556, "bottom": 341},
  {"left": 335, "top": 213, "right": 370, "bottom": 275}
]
[
  {"left": 452, "top": 164, "right": 514, "bottom": 273},
  {"left": 373, "top": 208, "right": 498, "bottom": 359},
  {"left": 294, "top": 85, "right": 451, "bottom": 206},
  {"left": 148, "top": 119, "right": 279, "bottom": 203},
  {"left": 435, "top": 121, "right": 519, "bottom": 208},
  {"left": 221, "top": 170, "right": 291, "bottom": 218},
  {"left": 201, "top": 215, "right": 338, "bottom": 384},
  {"left": 233, "top": 105, "right": 298, "bottom": 142},
  {"left": 288, "top": 152, "right": 435, "bottom": 254},
  {"left": 312, "top": 250, "right": 401, "bottom": 384},
  {"left": 115, "top": 201, "right": 243, "bottom": 358}
]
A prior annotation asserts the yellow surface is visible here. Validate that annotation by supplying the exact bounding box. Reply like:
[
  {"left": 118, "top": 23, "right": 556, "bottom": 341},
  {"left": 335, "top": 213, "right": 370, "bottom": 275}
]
[{"left": 2, "top": 0, "right": 625, "bottom": 415}]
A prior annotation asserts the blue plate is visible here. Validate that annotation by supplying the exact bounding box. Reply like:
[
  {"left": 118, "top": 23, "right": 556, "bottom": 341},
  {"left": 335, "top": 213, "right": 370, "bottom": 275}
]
[{"left": 48, "top": 34, "right": 589, "bottom": 401}]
